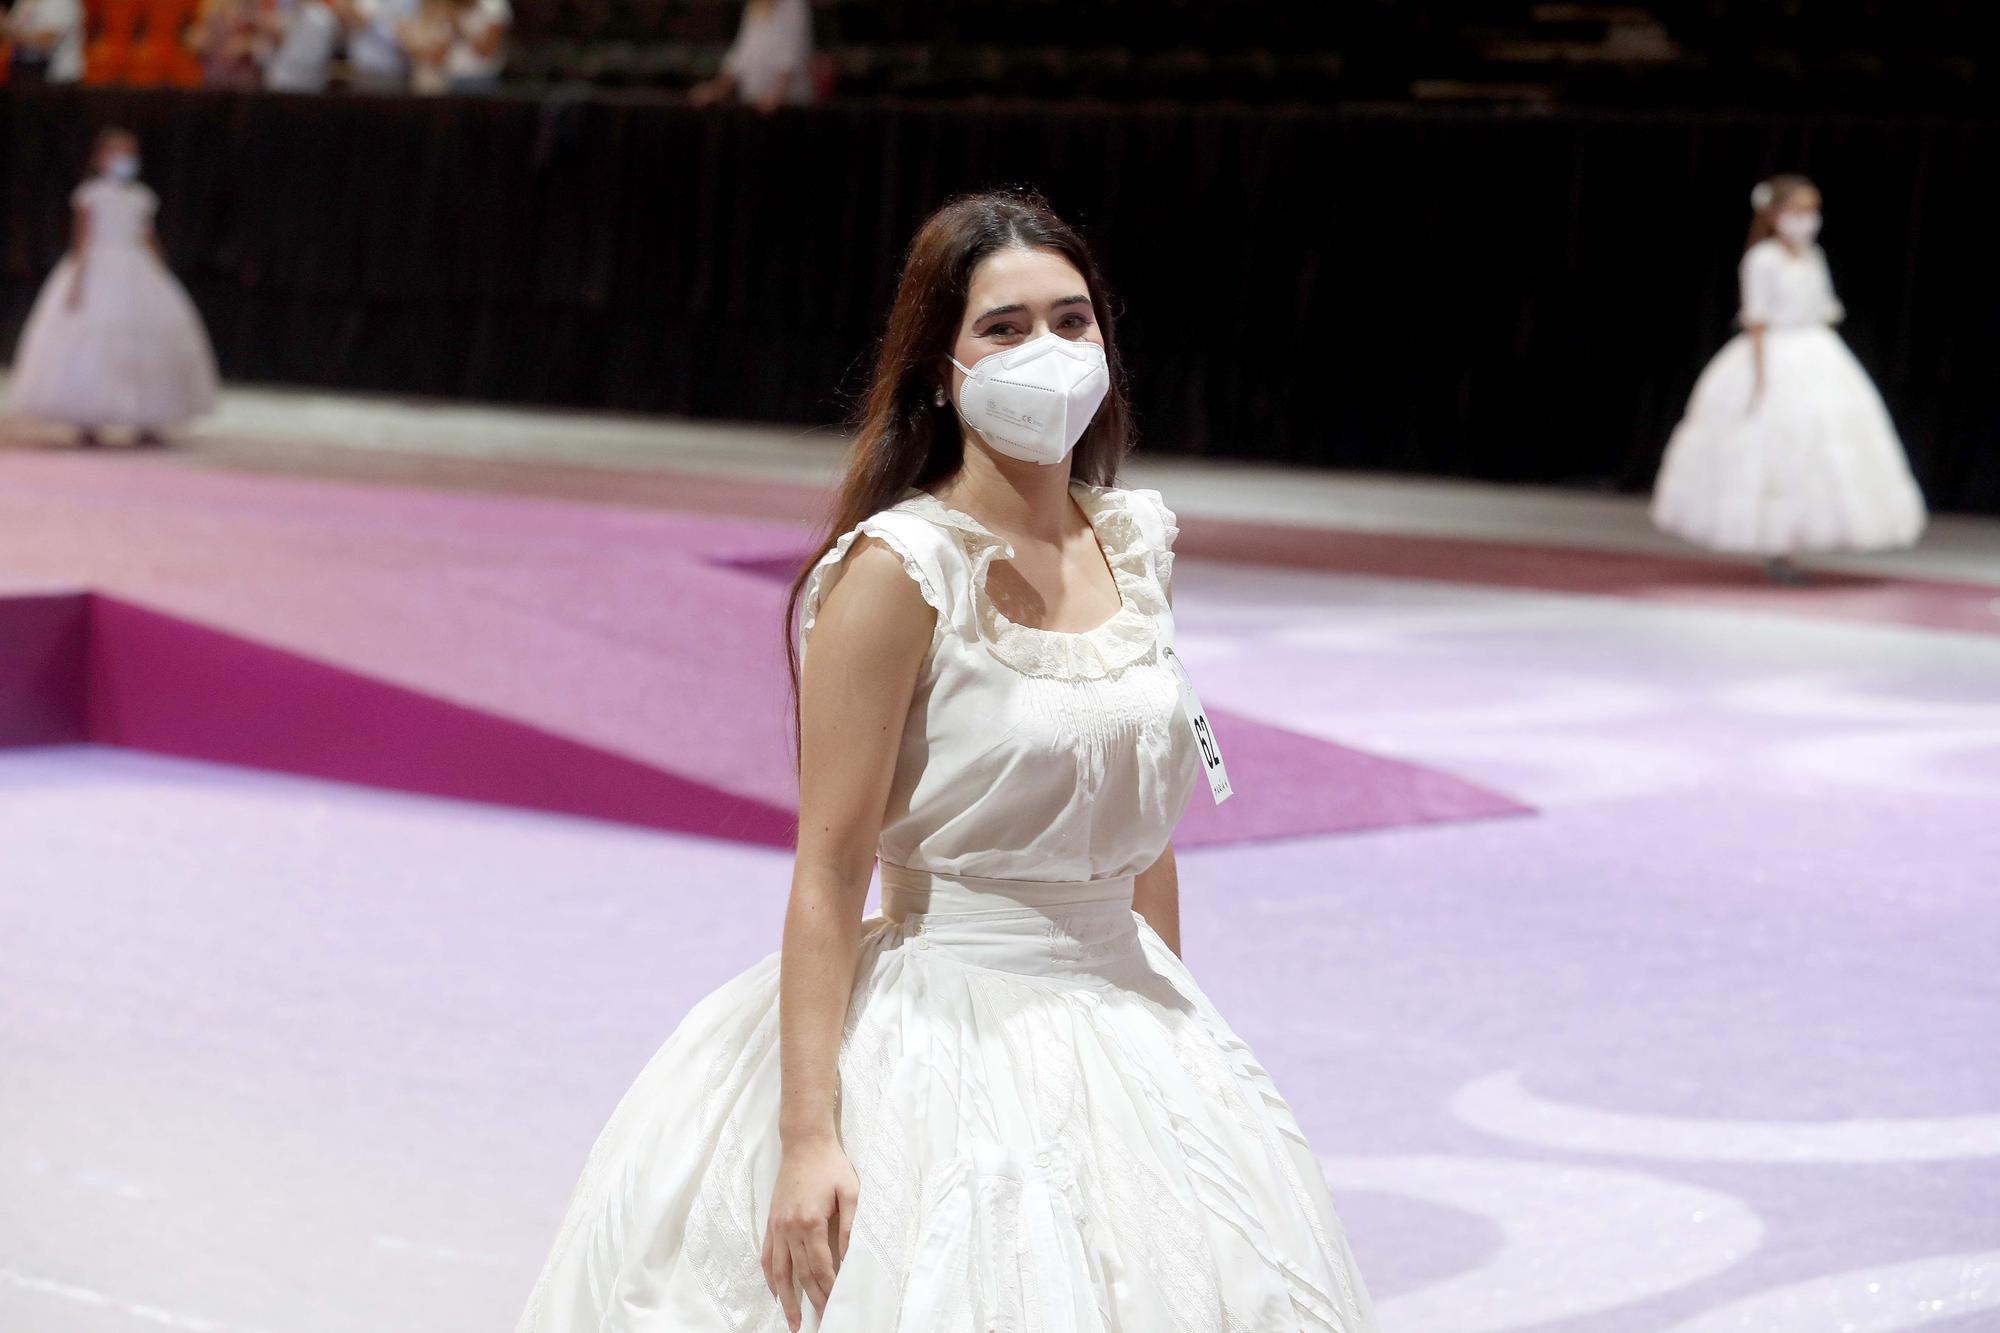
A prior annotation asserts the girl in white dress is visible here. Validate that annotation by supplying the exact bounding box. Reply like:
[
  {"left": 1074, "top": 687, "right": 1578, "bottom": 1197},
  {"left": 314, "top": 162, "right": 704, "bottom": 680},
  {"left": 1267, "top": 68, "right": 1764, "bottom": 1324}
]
[
  {"left": 6, "top": 128, "right": 220, "bottom": 447},
  {"left": 1651, "top": 174, "right": 1927, "bottom": 583},
  {"left": 514, "top": 191, "right": 1379, "bottom": 1333},
  {"left": 688, "top": 0, "right": 812, "bottom": 111}
]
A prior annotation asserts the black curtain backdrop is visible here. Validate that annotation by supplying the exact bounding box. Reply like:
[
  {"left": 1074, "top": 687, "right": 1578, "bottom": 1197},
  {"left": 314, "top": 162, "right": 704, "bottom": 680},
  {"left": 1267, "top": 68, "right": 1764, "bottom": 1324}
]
[{"left": 4, "top": 88, "right": 1996, "bottom": 513}]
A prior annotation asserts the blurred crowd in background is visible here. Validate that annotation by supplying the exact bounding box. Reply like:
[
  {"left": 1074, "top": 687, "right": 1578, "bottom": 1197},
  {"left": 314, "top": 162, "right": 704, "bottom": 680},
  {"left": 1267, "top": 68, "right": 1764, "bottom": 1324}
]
[
  {"left": 0, "top": 0, "right": 810, "bottom": 101},
  {"left": 3, "top": 2, "right": 1995, "bottom": 111}
]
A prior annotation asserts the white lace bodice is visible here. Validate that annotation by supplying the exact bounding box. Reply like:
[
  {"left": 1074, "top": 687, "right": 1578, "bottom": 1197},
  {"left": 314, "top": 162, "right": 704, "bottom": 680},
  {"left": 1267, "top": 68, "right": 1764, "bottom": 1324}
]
[
  {"left": 1740, "top": 237, "right": 1845, "bottom": 330},
  {"left": 71, "top": 178, "right": 157, "bottom": 250},
  {"left": 800, "top": 479, "right": 1199, "bottom": 883}
]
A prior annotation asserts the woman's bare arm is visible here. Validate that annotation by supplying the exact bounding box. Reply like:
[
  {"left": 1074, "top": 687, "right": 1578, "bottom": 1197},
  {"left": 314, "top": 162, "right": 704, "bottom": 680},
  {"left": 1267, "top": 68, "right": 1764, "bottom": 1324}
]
[
  {"left": 65, "top": 203, "right": 90, "bottom": 309},
  {"left": 1740, "top": 247, "right": 1775, "bottom": 410},
  {"left": 1134, "top": 840, "right": 1182, "bottom": 956},
  {"left": 779, "top": 533, "right": 933, "bottom": 1142},
  {"left": 763, "top": 534, "right": 933, "bottom": 1330},
  {"left": 1136, "top": 552, "right": 1184, "bottom": 955}
]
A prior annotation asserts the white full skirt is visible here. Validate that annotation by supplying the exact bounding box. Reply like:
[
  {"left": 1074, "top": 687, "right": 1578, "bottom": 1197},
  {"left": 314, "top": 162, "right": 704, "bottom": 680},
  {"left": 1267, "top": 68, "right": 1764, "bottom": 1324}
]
[
  {"left": 1651, "top": 326, "right": 1927, "bottom": 555},
  {"left": 514, "top": 883, "right": 1377, "bottom": 1333},
  {"left": 7, "top": 244, "right": 220, "bottom": 429}
]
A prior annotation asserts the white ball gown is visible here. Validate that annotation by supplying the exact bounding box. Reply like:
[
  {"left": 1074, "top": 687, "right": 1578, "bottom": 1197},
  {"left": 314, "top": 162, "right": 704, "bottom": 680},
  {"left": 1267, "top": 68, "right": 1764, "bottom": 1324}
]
[
  {"left": 1652, "top": 236, "right": 1927, "bottom": 554},
  {"left": 515, "top": 481, "right": 1379, "bottom": 1332},
  {"left": 7, "top": 176, "right": 220, "bottom": 431}
]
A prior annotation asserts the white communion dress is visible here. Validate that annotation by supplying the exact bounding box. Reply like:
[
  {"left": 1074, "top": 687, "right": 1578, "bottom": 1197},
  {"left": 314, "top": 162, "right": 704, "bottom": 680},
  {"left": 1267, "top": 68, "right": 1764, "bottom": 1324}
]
[
  {"left": 1651, "top": 237, "right": 1926, "bottom": 555},
  {"left": 6, "top": 177, "right": 220, "bottom": 431},
  {"left": 515, "top": 480, "right": 1378, "bottom": 1332}
]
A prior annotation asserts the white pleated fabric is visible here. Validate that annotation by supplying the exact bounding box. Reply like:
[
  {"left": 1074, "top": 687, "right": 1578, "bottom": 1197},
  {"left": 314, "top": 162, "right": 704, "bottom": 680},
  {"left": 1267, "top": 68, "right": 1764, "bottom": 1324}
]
[
  {"left": 514, "top": 482, "right": 1379, "bottom": 1332},
  {"left": 1652, "top": 239, "right": 1926, "bottom": 555},
  {"left": 6, "top": 178, "right": 219, "bottom": 431}
]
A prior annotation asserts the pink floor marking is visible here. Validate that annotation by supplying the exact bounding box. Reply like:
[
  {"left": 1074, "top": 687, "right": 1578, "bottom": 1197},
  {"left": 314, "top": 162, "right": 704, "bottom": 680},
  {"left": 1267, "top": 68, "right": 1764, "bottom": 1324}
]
[
  {"left": 0, "top": 591, "right": 87, "bottom": 745},
  {"left": 1173, "top": 517, "right": 2000, "bottom": 637},
  {"left": 86, "top": 594, "right": 798, "bottom": 846},
  {"left": 1, "top": 456, "right": 1524, "bottom": 846}
]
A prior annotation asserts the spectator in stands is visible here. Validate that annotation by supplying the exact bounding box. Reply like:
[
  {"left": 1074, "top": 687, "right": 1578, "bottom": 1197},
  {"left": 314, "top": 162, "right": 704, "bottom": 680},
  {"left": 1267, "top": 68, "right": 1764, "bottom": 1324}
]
[
  {"left": 193, "top": 0, "right": 267, "bottom": 88},
  {"left": 341, "top": 0, "right": 419, "bottom": 91},
  {"left": 3, "top": 0, "right": 84, "bottom": 84},
  {"left": 398, "top": 0, "right": 452, "bottom": 92},
  {"left": 402, "top": 0, "right": 505, "bottom": 93},
  {"left": 689, "top": 0, "right": 812, "bottom": 112},
  {"left": 263, "top": 0, "right": 341, "bottom": 91},
  {"left": 442, "top": 0, "right": 508, "bottom": 91}
]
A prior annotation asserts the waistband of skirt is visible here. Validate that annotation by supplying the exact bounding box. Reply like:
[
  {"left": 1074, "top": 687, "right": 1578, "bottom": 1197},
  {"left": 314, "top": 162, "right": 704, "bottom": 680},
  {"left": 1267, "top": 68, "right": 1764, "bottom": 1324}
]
[{"left": 879, "top": 861, "right": 1136, "bottom": 919}]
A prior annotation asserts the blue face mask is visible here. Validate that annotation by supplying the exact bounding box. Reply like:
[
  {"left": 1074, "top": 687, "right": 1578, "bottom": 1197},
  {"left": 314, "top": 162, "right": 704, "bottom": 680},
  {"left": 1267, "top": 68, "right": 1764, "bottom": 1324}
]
[{"left": 105, "top": 154, "right": 141, "bottom": 182}]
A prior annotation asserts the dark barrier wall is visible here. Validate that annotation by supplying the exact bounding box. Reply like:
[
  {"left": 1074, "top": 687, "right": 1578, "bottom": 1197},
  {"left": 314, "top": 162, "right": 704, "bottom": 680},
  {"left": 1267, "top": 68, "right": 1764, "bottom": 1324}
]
[{"left": 4, "top": 88, "right": 1996, "bottom": 513}]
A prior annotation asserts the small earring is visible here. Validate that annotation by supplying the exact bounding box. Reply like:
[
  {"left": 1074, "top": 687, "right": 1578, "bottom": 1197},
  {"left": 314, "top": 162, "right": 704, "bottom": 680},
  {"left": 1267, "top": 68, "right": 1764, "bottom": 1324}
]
[{"left": 933, "top": 387, "right": 947, "bottom": 407}]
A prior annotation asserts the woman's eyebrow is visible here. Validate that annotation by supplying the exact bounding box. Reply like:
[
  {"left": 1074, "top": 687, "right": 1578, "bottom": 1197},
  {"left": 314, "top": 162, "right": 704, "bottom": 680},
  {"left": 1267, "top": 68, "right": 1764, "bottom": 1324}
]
[{"left": 973, "top": 295, "right": 1093, "bottom": 323}]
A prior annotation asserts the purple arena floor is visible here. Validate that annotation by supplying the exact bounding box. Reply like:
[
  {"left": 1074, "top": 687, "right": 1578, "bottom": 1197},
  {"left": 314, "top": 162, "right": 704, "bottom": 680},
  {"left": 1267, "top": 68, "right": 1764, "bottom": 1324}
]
[{"left": 3, "top": 445, "right": 1998, "bottom": 1333}]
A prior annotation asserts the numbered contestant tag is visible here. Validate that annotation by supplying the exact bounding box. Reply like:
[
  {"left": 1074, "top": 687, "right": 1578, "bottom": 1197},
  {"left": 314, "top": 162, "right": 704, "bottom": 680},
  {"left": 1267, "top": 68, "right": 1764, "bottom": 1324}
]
[{"left": 1159, "top": 643, "right": 1233, "bottom": 804}]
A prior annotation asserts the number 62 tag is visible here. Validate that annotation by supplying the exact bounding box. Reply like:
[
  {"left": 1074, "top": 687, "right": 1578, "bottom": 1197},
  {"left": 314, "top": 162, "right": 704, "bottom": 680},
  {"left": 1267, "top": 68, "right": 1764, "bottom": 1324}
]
[{"left": 1160, "top": 644, "right": 1233, "bottom": 805}]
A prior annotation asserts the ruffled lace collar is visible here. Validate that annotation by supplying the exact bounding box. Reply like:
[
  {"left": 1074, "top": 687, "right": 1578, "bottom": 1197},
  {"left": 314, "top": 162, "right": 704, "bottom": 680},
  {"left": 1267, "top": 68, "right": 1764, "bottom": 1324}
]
[{"left": 890, "top": 479, "right": 1166, "bottom": 681}]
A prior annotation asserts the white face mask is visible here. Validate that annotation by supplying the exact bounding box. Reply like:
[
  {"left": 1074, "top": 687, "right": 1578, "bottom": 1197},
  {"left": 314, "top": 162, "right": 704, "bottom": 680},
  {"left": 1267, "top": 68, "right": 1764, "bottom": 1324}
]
[
  {"left": 105, "top": 154, "right": 140, "bottom": 182},
  {"left": 948, "top": 332, "right": 1111, "bottom": 466},
  {"left": 1776, "top": 212, "right": 1821, "bottom": 245}
]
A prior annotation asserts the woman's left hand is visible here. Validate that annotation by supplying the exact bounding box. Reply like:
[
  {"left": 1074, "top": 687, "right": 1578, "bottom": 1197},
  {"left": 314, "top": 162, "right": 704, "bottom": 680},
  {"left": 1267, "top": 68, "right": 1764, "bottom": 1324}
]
[{"left": 761, "top": 1132, "right": 859, "bottom": 1330}]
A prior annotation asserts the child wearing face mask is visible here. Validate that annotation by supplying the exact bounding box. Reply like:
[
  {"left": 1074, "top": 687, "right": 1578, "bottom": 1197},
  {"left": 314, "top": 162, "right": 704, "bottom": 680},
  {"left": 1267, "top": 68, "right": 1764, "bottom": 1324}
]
[
  {"left": 6, "top": 128, "right": 220, "bottom": 448},
  {"left": 1650, "top": 174, "right": 1926, "bottom": 583}
]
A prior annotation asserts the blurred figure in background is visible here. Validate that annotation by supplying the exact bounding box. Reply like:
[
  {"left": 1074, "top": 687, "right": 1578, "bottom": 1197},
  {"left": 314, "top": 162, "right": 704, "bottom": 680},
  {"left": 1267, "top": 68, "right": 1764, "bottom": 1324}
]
[
  {"left": 7, "top": 129, "right": 219, "bottom": 448},
  {"left": 398, "top": 0, "right": 452, "bottom": 92},
  {"left": 689, "top": 0, "right": 811, "bottom": 112},
  {"left": 262, "top": 0, "right": 340, "bottom": 90},
  {"left": 192, "top": 0, "right": 267, "bottom": 88},
  {"left": 402, "top": 0, "right": 505, "bottom": 93},
  {"left": 1651, "top": 175, "right": 1928, "bottom": 583},
  {"left": 442, "top": 0, "right": 507, "bottom": 91},
  {"left": 340, "top": 0, "right": 417, "bottom": 91},
  {"left": 3, "top": 0, "right": 83, "bottom": 84}
]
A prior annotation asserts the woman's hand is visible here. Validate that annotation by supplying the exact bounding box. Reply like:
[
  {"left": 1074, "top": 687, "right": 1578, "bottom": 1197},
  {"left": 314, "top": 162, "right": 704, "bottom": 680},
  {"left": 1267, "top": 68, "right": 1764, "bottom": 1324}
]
[
  {"left": 754, "top": 69, "right": 791, "bottom": 113},
  {"left": 761, "top": 1132, "right": 859, "bottom": 1331},
  {"left": 688, "top": 74, "right": 733, "bottom": 106}
]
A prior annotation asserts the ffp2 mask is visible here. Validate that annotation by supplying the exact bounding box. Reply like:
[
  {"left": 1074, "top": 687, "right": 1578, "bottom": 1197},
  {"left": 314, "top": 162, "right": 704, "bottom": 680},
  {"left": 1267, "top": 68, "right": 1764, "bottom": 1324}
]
[{"left": 948, "top": 333, "right": 1111, "bottom": 466}]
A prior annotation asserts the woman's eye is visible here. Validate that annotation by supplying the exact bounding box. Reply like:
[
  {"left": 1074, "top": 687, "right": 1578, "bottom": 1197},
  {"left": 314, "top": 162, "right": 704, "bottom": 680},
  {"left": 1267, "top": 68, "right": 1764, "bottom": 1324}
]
[
  {"left": 1058, "top": 313, "right": 1089, "bottom": 329},
  {"left": 984, "top": 323, "right": 1021, "bottom": 338}
]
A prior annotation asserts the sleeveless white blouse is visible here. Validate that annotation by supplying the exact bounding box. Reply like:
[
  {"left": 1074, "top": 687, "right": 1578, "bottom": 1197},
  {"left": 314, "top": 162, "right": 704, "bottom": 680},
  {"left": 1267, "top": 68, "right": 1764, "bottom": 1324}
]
[
  {"left": 800, "top": 479, "right": 1199, "bottom": 884},
  {"left": 1739, "top": 237, "right": 1845, "bottom": 330}
]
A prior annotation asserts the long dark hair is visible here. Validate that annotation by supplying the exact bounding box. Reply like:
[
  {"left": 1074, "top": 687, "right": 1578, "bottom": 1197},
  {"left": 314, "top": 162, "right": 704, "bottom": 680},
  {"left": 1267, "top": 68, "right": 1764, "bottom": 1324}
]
[
  {"left": 1747, "top": 173, "right": 1817, "bottom": 252},
  {"left": 780, "top": 189, "right": 1135, "bottom": 764}
]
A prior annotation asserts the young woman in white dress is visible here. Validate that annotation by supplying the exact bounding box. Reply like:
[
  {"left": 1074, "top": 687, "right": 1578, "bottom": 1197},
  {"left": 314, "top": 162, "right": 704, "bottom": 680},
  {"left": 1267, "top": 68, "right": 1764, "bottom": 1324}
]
[
  {"left": 514, "top": 191, "right": 1379, "bottom": 1333},
  {"left": 6, "top": 128, "right": 220, "bottom": 448},
  {"left": 1651, "top": 174, "right": 1927, "bottom": 583}
]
